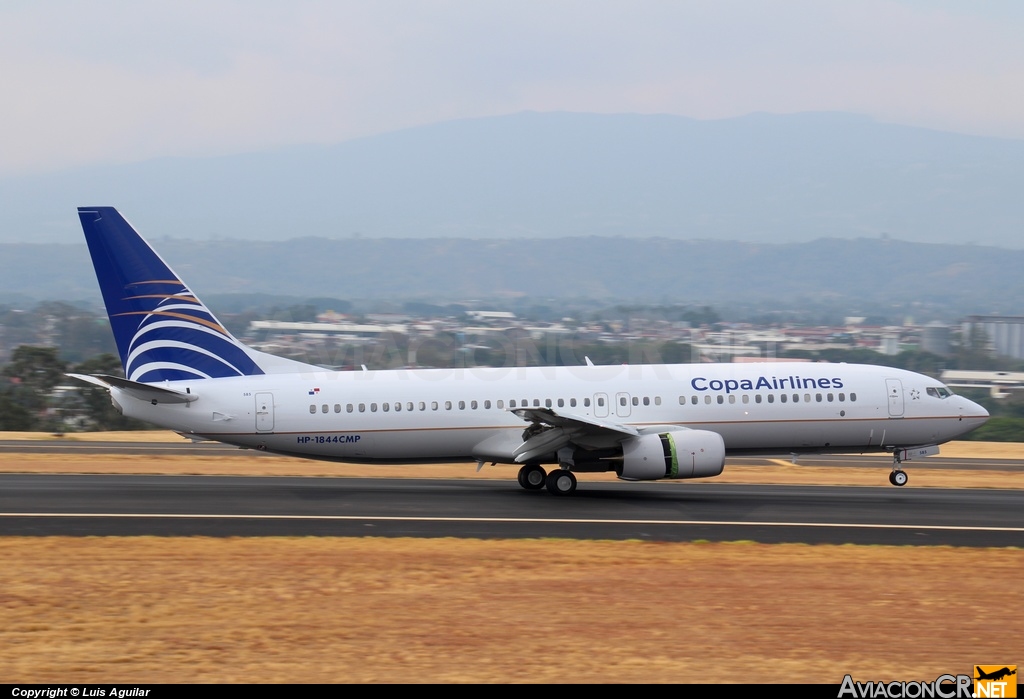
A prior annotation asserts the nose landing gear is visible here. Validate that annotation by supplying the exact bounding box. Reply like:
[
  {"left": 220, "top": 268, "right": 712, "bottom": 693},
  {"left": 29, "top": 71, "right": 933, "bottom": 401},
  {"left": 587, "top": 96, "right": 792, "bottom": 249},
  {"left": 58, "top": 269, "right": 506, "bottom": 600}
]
[
  {"left": 888, "top": 469, "right": 908, "bottom": 486},
  {"left": 889, "top": 451, "right": 908, "bottom": 487}
]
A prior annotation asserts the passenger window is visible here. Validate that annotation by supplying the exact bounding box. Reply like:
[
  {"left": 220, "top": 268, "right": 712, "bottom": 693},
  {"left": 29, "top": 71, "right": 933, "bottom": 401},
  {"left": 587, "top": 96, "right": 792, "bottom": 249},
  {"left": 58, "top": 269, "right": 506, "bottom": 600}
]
[
  {"left": 471, "top": 400, "right": 478, "bottom": 409},
  {"left": 497, "top": 400, "right": 504, "bottom": 409},
  {"left": 804, "top": 394, "right": 810, "bottom": 403},
  {"left": 557, "top": 398, "right": 564, "bottom": 407},
  {"left": 838, "top": 393, "right": 845, "bottom": 402},
  {"left": 655, "top": 397, "right": 661, "bottom": 406},
  {"left": 533, "top": 399, "right": 540, "bottom": 407},
  {"left": 643, "top": 397, "right": 650, "bottom": 406},
  {"left": 716, "top": 395, "right": 724, "bottom": 404},
  {"left": 382, "top": 402, "right": 389, "bottom": 412},
  {"left": 780, "top": 394, "right": 787, "bottom": 403},
  {"left": 767, "top": 395, "right": 775, "bottom": 403},
  {"left": 816, "top": 394, "right": 822, "bottom": 402},
  {"left": 742, "top": 395, "right": 749, "bottom": 404},
  {"left": 445, "top": 401, "right": 452, "bottom": 410},
  {"left": 431, "top": 401, "right": 438, "bottom": 411},
  {"left": 370, "top": 403, "right": 378, "bottom": 412},
  {"left": 407, "top": 402, "right": 414, "bottom": 411},
  {"left": 691, "top": 396, "right": 698, "bottom": 405},
  {"left": 632, "top": 397, "right": 639, "bottom": 406},
  {"left": 827, "top": 394, "right": 834, "bottom": 402},
  {"left": 359, "top": 403, "right": 366, "bottom": 412},
  {"left": 458, "top": 401, "right": 465, "bottom": 410},
  {"left": 545, "top": 398, "right": 552, "bottom": 408},
  {"left": 419, "top": 402, "right": 426, "bottom": 411},
  {"left": 570, "top": 398, "right": 577, "bottom": 407},
  {"left": 584, "top": 398, "right": 591, "bottom": 407},
  {"left": 755, "top": 395, "right": 762, "bottom": 404},
  {"left": 850, "top": 393, "right": 857, "bottom": 402},
  {"left": 704, "top": 396, "right": 712, "bottom": 404},
  {"left": 679, "top": 396, "right": 686, "bottom": 405},
  {"left": 347, "top": 404, "right": 354, "bottom": 413},
  {"left": 598, "top": 397, "right": 605, "bottom": 407},
  {"left": 620, "top": 397, "right": 627, "bottom": 406},
  {"left": 309, "top": 405, "right": 316, "bottom": 414},
  {"left": 509, "top": 400, "right": 516, "bottom": 408},
  {"left": 334, "top": 404, "right": 341, "bottom": 413},
  {"left": 322, "top": 404, "right": 328, "bottom": 413},
  {"left": 395, "top": 402, "right": 402, "bottom": 412},
  {"left": 728, "top": 395, "right": 736, "bottom": 404}
]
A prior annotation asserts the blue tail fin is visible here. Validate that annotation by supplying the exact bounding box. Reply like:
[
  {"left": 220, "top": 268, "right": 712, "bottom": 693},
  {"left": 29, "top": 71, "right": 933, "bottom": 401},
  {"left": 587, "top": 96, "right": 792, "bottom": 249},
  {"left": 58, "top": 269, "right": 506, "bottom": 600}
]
[{"left": 78, "top": 206, "right": 267, "bottom": 382}]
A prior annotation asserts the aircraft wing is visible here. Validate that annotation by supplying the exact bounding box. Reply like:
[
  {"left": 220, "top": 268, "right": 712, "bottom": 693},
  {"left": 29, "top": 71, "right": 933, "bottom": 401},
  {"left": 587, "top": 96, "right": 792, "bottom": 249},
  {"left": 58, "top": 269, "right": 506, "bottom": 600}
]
[{"left": 510, "top": 407, "right": 639, "bottom": 463}]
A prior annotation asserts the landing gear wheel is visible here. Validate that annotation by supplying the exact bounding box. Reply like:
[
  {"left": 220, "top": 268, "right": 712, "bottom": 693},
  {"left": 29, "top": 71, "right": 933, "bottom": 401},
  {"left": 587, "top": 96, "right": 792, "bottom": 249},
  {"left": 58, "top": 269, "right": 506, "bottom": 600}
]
[
  {"left": 546, "top": 469, "right": 577, "bottom": 495},
  {"left": 517, "top": 463, "right": 547, "bottom": 490},
  {"left": 891, "top": 470, "right": 908, "bottom": 487}
]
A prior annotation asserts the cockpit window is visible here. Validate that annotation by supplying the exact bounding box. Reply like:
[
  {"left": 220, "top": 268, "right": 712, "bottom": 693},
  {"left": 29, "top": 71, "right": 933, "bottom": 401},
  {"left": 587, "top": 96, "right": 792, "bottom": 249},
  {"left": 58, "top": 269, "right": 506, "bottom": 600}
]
[{"left": 926, "top": 386, "right": 954, "bottom": 399}]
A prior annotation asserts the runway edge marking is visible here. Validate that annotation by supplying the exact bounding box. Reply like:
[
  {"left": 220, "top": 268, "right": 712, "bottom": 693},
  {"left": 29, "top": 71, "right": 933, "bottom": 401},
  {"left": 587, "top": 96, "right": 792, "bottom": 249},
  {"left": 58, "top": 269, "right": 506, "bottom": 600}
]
[{"left": 1, "top": 512, "right": 1023, "bottom": 533}]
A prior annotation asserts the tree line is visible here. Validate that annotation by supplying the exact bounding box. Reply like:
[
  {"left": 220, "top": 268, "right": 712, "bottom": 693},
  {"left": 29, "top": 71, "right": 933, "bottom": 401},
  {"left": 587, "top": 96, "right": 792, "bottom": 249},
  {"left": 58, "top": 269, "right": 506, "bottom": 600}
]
[{"left": 0, "top": 347, "right": 148, "bottom": 431}]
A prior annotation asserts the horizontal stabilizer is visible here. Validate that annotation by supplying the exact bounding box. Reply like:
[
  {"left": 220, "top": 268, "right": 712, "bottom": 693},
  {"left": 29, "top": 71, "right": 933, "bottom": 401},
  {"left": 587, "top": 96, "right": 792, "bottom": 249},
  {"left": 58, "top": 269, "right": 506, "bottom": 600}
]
[
  {"left": 177, "top": 432, "right": 213, "bottom": 442},
  {"left": 66, "top": 373, "right": 198, "bottom": 404}
]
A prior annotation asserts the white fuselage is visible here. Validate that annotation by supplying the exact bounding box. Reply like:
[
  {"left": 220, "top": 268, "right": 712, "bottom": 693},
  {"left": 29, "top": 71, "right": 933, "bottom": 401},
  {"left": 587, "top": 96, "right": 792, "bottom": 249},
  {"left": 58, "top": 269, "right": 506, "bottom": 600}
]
[{"left": 113, "top": 362, "right": 989, "bottom": 465}]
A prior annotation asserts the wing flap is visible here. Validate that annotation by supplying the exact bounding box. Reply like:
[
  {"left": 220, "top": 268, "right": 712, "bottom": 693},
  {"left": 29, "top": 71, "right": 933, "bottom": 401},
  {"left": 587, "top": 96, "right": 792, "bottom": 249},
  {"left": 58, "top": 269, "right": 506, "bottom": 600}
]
[{"left": 510, "top": 407, "right": 639, "bottom": 463}]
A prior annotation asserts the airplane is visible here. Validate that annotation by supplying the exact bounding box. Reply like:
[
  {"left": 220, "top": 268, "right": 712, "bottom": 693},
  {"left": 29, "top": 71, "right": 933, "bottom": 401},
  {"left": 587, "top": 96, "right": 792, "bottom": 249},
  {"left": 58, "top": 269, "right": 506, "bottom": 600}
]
[
  {"left": 975, "top": 667, "right": 1016, "bottom": 682},
  {"left": 68, "top": 206, "right": 990, "bottom": 495}
]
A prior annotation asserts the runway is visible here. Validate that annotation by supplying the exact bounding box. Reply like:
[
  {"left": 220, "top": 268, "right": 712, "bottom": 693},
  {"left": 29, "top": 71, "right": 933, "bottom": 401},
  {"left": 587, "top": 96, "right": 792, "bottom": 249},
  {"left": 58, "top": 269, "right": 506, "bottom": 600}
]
[
  {"left": 3, "top": 438, "right": 1024, "bottom": 469},
  {"left": 2, "top": 473, "right": 1022, "bottom": 545}
]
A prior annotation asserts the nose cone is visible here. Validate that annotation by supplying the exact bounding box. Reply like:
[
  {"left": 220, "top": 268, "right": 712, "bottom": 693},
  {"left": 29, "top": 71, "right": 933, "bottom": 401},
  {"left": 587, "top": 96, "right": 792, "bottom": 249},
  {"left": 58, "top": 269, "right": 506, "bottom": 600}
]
[{"left": 959, "top": 397, "right": 989, "bottom": 434}]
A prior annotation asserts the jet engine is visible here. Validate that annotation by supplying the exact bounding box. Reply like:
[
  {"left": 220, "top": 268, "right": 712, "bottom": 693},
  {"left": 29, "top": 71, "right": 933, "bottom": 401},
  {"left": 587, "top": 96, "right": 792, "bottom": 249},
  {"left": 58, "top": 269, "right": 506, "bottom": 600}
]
[{"left": 618, "top": 430, "right": 725, "bottom": 480}]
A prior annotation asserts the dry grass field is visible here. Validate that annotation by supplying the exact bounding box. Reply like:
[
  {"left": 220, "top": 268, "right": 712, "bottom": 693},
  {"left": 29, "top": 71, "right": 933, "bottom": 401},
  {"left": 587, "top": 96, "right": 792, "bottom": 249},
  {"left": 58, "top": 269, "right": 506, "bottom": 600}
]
[
  {"left": 1, "top": 538, "right": 1021, "bottom": 683},
  {"left": 1, "top": 433, "right": 1021, "bottom": 683}
]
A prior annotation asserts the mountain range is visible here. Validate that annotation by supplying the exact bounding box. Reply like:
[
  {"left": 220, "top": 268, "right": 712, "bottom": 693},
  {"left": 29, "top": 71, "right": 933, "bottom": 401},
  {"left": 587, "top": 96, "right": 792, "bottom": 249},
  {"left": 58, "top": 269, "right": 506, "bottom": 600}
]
[
  {"left": 1, "top": 236, "right": 1020, "bottom": 319},
  {"left": 1, "top": 111, "right": 1022, "bottom": 247}
]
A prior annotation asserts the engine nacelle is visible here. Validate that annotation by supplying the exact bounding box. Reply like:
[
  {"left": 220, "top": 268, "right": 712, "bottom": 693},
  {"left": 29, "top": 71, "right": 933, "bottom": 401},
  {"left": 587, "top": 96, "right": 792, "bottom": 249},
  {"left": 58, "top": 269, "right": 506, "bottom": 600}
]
[{"left": 619, "top": 430, "right": 726, "bottom": 481}]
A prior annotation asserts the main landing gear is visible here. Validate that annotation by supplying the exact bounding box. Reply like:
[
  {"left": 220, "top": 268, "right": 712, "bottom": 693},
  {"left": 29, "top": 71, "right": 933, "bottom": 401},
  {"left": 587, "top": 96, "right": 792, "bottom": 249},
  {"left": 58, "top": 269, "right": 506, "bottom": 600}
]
[
  {"left": 516, "top": 463, "right": 578, "bottom": 495},
  {"left": 517, "top": 463, "right": 546, "bottom": 490},
  {"left": 546, "top": 469, "right": 577, "bottom": 495},
  {"left": 888, "top": 451, "right": 908, "bottom": 487}
]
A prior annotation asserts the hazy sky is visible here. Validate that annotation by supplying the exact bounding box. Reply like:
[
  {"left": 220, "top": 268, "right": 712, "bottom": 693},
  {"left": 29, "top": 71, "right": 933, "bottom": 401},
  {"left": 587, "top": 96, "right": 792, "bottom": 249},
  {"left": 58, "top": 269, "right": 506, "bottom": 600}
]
[{"left": 3, "top": 0, "right": 1024, "bottom": 176}]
